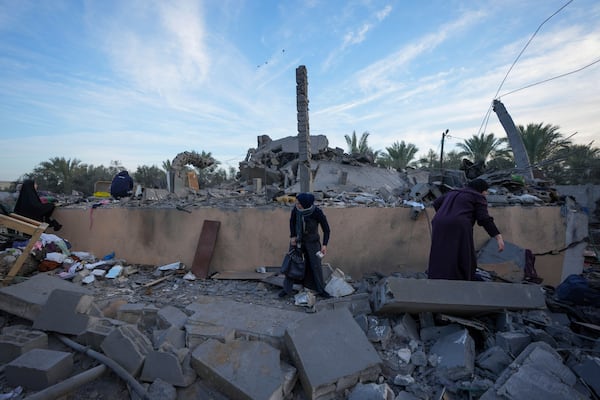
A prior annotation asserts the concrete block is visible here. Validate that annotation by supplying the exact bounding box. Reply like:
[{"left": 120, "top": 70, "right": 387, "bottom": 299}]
[
  {"left": 0, "top": 328, "right": 48, "bottom": 364},
  {"left": 348, "top": 382, "right": 395, "bottom": 400},
  {"left": 76, "top": 317, "right": 120, "bottom": 351},
  {"left": 191, "top": 338, "right": 286, "bottom": 400},
  {"left": 0, "top": 273, "right": 91, "bottom": 321},
  {"left": 476, "top": 346, "right": 512, "bottom": 375},
  {"left": 157, "top": 305, "right": 188, "bottom": 329},
  {"left": 373, "top": 277, "right": 546, "bottom": 315},
  {"left": 153, "top": 326, "right": 187, "bottom": 349},
  {"left": 495, "top": 331, "right": 532, "bottom": 356},
  {"left": 185, "top": 321, "right": 235, "bottom": 349},
  {"left": 5, "top": 348, "right": 73, "bottom": 390},
  {"left": 314, "top": 292, "right": 372, "bottom": 316},
  {"left": 284, "top": 307, "right": 382, "bottom": 399},
  {"left": 185, "top": 296, "right": 306, "bottom": 352},
  {"left": 100, "top": 324, "right": 153, "bottom": 376},
  {"left": 420, "top": 323, "right": 462, "bottom": 343},
  {"left": 0, "top": 273, "right": 92, "bottom": 321},
  {"left": 140, "top": 350, "right": 195, "bottom": 387},
  {"left": 430, "top": 329, "right": 475, "bottom": 380},
  {"left": 572, "top": 357, "right": 600, "bottom": 397},
  {"left": 481, "top": 342, "right": 584, "bottom": 400},
  {"left": 32, "top": 289, "right": 93, "bottom": 335}
]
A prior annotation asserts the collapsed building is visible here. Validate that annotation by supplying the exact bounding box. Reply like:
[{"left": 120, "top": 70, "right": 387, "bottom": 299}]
[{"left": 1, "top": 65, "right": 598, "bottom": 399}]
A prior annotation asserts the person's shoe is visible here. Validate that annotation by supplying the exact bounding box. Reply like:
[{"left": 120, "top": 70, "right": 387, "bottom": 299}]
[
  {"left": 278, "top": 290, "right": 289, "bottom": 298},
  {"left": 50, "top": 220, "right": 62, "bottom": 232}
]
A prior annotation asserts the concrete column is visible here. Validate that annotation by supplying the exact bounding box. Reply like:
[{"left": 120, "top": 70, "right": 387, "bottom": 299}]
[{"left": 296, "top": 65, "right": 312, "bottom": 193}]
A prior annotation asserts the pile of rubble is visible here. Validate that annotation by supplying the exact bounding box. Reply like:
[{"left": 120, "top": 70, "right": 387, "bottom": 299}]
[{"left": 0, "top": 232, "right": 599, "bottom": 399}]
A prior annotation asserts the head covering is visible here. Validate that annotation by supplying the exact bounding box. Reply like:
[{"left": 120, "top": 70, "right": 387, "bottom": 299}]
[
  {"left": 14, "top": 179, "right": 54, "bottom": 221},
  {"left": 296, "top": 193, "right": 315, "bottom": 209},
  {"left": 467, "top": 178, "right": 489, "bottom": 193}
]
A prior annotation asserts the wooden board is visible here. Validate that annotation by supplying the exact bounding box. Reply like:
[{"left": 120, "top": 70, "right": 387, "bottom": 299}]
[
  {"left": 191, "top": 220, "right": 221, "bottom": 279},
  {"left": 0, "top": 214, "right": 48, "bottom": 285}
]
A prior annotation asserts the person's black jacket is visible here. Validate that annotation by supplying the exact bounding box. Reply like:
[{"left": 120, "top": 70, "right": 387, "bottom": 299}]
[{"left": 110, "top": 171, "right": 134, "bottom": 199}]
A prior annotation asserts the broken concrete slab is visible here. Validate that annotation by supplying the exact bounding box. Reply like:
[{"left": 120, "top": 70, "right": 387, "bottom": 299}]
[
  {"left": 185, "top": 295, "right": 306, "bottom": 351},
  {"left": 572, "top": 356, "right": 600, "bottom": 398},
  {"left": 284, "top": 307, "right": 382, "bottom": 399},
  {"left": 5, "top": 348, "right": 73, "bottom": 390},
  {"left": 32, "top": 288, "right": 93, "bottom": 335},
  {"left": 100, "top": 324, "right": 153, "bottom": 376},
  {"left": 372, "top": 277, "right": 546, "bottom": 315},
  {"left": 480, "top": 341, "right": 586, "bottom": 400},
  {"left": 430, "top": 329, "right": 475, "bottom": 380},
  {"left": 157, "top": 305, "right": 188, "bottom": 330},
  {"left": 0, "top": 273, "right": 91, "bottom": 321},
  {"left": 140, "top": 350, "right": 195, "bottom": 387},
  {"left": 191, "top": 338, "right": 289, "bottom": 400}
]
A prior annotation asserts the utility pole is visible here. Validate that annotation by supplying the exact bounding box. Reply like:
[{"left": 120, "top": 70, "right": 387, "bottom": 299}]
[{"left": 439, "top": 129, "right": 449, "bottom": 170}]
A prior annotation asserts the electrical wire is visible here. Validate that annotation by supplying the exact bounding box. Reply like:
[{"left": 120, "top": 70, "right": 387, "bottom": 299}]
[
  {"left": 493, "top": 0, "right": 574, "bottom": 100},
  {"left": 498, "top": 57, "right": 600, "bottom": 98},
  {"left": 477, "top": 0, "right": 574, "bottom": 136}
]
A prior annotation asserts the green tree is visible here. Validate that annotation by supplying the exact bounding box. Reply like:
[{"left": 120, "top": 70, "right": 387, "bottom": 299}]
[
  {"left": 518, "top": 123, "right": 572, "bottom": 166},
  {"left": 457, "top": 133, "right": 509, "bottom": 164},
  {"left": 344, "top": 130, "right": 379, "bottom": 160},
  {"left": 547, "top": 143, "right": 600, "bottom": 184},
  {"left": 134, "top": 165, "right": 167, "bottom": 189},
  {"left": 377, "top": 141, "right": 419, "bottom": 171},
  {"left": 31, "top": 157, "right": 83, "bottom": 194},
  {"left": 72, "top": 164, "right": 113, "bottom": 196}
]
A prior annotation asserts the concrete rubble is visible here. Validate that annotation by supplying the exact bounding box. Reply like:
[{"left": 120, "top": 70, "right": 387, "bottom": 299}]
[
  {"left": 0, "top": 259, "right": 598, "bottom": 399},
  {"left": 1, "top": 135, "right": 599, "bottom": 398}
]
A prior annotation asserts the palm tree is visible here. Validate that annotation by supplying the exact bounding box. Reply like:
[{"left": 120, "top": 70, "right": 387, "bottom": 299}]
[
  {"left": 548, "top": 144, "right": 600, "bottom": 184},
  {"left": 344, "top": 130, "right": 379, "bottom": 161},
  {"left": 162, "top": 159, "right": 172, "bottom": 173},
  {"left": 518, "top": 123, "right": 572, "bottom": 165},
  {"left": 32, "top": 157, "right": 82, "bottom": 194},
  {"left": 377, "top": 141, "right": 419, "bottom": 171},
  {"left": 456, "top": 133, "right": 509, "bottom": 164}
]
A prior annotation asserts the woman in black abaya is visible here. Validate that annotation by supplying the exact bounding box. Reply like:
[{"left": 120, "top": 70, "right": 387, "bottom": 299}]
[
  {"left": 14, "top": 179, "right": 62, "bottom": 231},
  {"left": 280, "top": 192, "right": 331, "bottom": 298}
]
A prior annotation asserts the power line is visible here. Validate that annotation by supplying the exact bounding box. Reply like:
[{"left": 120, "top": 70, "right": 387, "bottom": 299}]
[
  {"left": 493, "top": 0, "right": 573, "bottom": 99},
  {"left": 498, "top": 57, "right": 600, "bottom": 98}
]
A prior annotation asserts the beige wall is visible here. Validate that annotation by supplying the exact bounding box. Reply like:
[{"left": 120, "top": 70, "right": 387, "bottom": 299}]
[{"left": 53, "top": 205, "right": 567, "bottom": 287}]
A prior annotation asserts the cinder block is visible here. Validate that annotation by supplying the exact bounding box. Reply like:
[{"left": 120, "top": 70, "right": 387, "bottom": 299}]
[
  {"left": 496, "top": 331, "right": 532, "bottom": 357},
  {"left": 0, "top": 328, "right": 48, "bottom": 364},
  {"left": 32, "top": 289, "right": 93, "bottom": 335},
  {"left": 101, "top": 324, "right": 153, "bottom": 376},
  {"left": 157, "top": 305, "right": 188, "bottom": 329},
  {"left": 77, "top": 317, "right": 121, "bottom": 351},
  {"left": 140, "top": 350, "right": 194, "bottom": 387},
  {"left": 5, "top": 349, "right": 73, "bottom": 390}
]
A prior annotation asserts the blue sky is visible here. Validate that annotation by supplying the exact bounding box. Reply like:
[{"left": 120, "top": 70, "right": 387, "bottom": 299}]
[{"left": 1, "top": 0, "right": 599, "bottom": 181}]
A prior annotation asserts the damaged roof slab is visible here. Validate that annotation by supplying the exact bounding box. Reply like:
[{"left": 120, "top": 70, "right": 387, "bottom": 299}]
[{"left": 372, "top": 277, "right": 546, "bottom": 315}]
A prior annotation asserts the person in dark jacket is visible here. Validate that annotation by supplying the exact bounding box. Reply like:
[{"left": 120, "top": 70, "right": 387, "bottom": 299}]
[
  {"left": 14, "top": 179, "right": 62, "bottom": 231},
  {"left": 110, "top": 170, "right": 134, "bottom": 199},
  {"left": 427, "top": 178, "right": 504, "bottom": 280},
  {"left": 280, "top": 192, "right": 331, "bottom": 298}
]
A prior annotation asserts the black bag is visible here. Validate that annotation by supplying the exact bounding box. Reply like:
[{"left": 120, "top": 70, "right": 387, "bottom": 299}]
[{"left": 281, "top": 247, "right": 306, "bottom": 280}]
